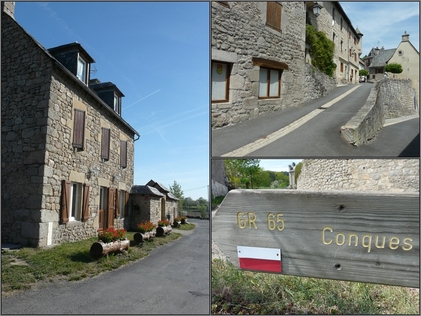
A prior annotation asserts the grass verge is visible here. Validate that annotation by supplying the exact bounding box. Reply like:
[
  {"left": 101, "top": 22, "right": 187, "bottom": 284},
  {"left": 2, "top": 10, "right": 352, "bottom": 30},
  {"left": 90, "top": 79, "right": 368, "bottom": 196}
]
[
  {"left": 212, "top": 259, "right": 419, "bottom": 315},
  {"left": 174, "top": 222, "right": 196, "bottom": 230},
  {"left": 2, "top": 231, "right": 182, "bottom": 295}
]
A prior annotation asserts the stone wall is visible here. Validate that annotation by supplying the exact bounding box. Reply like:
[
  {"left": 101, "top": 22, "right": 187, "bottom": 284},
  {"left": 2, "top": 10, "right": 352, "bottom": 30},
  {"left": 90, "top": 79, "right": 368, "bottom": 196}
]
[
  {"left": 130, "top": 195, "right": 161, "bottom": 230},
  {"left": 297, "top": 159, "right": 419, "bottom": 193},
  {"left": 211, "top": 2, "right": 307, "bottom": 128},
  {"left": 341, "top": 78, "right": 418, "bottom": 146},
  {"left": 377, "top": 78, "right": 418, "bottom": 119},
  {"left": 303, "top": 63, "right": 337, "bottom": 102},
  {"left": 2, "top": 12, "right": 135, "bottom": 246}
]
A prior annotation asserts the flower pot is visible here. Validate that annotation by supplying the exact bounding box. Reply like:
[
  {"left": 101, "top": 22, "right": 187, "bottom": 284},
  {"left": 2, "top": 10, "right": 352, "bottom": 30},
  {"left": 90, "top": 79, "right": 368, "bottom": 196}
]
[
  {"left": 133, "top": 229, "right": 156, "bottom": 245},
  {"left": 156, "top": 225, "right": 172, "bottom": 237},
  {"left": 90, "top": 239, "right": 130, "bottom": 259}
]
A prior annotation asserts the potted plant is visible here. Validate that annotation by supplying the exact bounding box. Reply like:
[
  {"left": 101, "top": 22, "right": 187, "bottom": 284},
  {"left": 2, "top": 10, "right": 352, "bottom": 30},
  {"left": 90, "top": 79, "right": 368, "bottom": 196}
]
[
  {"left": 134, "top": 220, "right": 156, "bottom": 244},
  {"left": 156, "top": 219, "right": 172, "bottom": 237},
  {"left": 90, "top": 228, "right": 129, "bottom": 259}
]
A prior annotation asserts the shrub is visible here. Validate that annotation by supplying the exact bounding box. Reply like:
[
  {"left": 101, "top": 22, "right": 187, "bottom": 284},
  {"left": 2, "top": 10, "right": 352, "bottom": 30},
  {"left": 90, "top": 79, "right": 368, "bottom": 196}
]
[{"left": 158, "top": 219, "right": 170, "bottom": 227}]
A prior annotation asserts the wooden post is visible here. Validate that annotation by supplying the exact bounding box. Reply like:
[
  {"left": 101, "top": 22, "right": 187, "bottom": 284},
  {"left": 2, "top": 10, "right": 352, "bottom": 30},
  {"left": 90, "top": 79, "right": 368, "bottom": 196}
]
[{"left": 212, "top": 189, "right": 419, "bottom": 288}]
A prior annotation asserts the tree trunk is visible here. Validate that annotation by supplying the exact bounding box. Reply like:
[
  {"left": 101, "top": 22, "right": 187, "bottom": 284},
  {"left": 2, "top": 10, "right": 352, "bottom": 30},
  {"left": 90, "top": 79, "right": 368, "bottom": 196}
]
[
  {"left": 90, "top": 239, "right": 129, "bottom": 259},
  {"left": 156, "top": 225, "right": 172, "bottom": 237}
]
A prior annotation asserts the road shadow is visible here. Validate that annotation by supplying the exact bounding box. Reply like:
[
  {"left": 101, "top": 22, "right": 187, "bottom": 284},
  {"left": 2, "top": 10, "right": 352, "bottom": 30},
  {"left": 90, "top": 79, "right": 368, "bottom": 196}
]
[{"left": 399, "top": 133, "right": 420, "bottom": 157}]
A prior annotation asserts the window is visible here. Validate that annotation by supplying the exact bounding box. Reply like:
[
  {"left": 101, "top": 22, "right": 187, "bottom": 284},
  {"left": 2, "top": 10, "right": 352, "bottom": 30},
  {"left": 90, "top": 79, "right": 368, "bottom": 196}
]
[
  {"left": 340, "top": 62, "right": 344, "bottom": 72},
  {"left": 99, "top": 186, "right": 109, "bottom": 212},
  {"left": 60, "top": 181, "right": 89, "bottom": 223},
  {"left": 114, "top": 94, "right": 121, "bottom": 115},
  {"left": 266, "top": 2, "right": 282, "bottom": 31},
  {"left": 332, "top": 8, "right": 335, "bottom": 24},
  {"left": 72, "top": 109, "right": 85, "bottom": 150},
  {"left": 212, "top": 61, "right": 230, "bottom": 102},
  {"left": 118, "top": 190, "right": 128, "bottom": 218},
  {"left": 77, "top": 56, "right": 87, "bottom": 83},
  {"left": 340, "top": 40, "right": 343, "bottom": 52},
  {"left": 120, "top": 140, "right": 127, "bottom": 168},
  {"left": 259, "top": 67, "right": 281, "bottom": 98},
  {"left": 69, "top": 182, "right": 82, "bottom": 221},
  {"left": 101, "top": 128, "right": 110, "bottom": 161}
]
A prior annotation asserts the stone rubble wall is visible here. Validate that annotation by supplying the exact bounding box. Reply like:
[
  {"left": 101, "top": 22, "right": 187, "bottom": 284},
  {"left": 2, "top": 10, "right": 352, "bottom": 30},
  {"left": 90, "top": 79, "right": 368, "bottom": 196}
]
[
  {"left": 211, "top": 2, "right": 307, "bottom": 128},
  {"left": 341, "top": 79, "right": 418, "bottom": 146},
  {"left": 303, "top": 63, "right": 337, "bottom": 102},
  {"left": 297, "top": 159, "right": 419, "bottom": 193},
  {"left": 2, "top": 12, "right": 135, "bottom": 246}
]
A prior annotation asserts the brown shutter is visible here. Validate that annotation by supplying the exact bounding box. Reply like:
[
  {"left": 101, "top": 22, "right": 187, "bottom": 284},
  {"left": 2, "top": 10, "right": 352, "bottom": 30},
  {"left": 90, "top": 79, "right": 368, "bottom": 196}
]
[
  {"left": 82, "top": 184, "right": 90, "bottom": 221},
  {"left": 73, "top": 109, "right": 85, "bottom": 149},
  {"left": 124, "top": 191, "right": 130, "bottom": 217},
  {"left": 115, "top": 189, "right": 120, "bottom": 218},
  {"left": 60, "top": 180, "right": 71, "bottom": 223},
  {"left": 107, "top": 188, "right": 115, "bottom": 228},
  {"left": 266, "top": 2, "right": 282, "bottom": 31},
  {"left": 101, "top": 128, "right": 110, "bottom": 160},
  {"left": 120, "top": 140, "right": 127, "bottom": 168}
]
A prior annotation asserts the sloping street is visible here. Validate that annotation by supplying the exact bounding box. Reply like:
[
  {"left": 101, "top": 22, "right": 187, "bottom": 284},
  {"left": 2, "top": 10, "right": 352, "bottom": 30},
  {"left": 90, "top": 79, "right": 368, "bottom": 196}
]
[
  {"left": 212, "top": 84, "right": 419, "bottom": 157},
  {"left": 1, "top": 219, "right": 210, "bottom": 315}
]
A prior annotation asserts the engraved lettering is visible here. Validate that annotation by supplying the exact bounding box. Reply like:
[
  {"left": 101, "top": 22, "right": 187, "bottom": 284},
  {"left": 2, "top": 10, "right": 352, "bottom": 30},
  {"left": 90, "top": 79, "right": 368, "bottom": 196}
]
[
  {"left": 335, "top": 232, "right": 345, "bottom": 245},
  {"left": 276, "top": 213, "right": 285, "bottom": 231},
  {"left": 248, "top": 212, "right": 257, "bottom": 229},
  {"left": 362, "top": 234, "right": 372, "bottom": 253},
  {"left": 389, "top": 236, "right": 400, "bottom": 250},
  {"left": 322, "top": 226, "right": 333, "bottom": 245},
  {"left": 267, "top": 213, "right": 284, "bottom": 231},
  {"left": 236, "top": 212, "right": 246, "bottom": 229},
  {"left": 348, "top": 233, "right": 358, "bottom": 246},
  {"left": 375, "top": 236, "right": 386, "bottom": 249},
  {"left": 402, "top": 237, "right": 413, "bottom": 251}
]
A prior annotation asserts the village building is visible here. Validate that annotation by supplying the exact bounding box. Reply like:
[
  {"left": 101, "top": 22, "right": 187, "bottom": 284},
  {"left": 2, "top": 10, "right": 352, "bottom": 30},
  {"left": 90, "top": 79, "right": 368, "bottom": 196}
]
[
  {"left": 130, "top": 180, "right": 179, "bottom": 230},
  {"left": 211, "top": 1, "right": 361, "bottom": 128},
  {"left": 306, "top": 1, "right": 363, "bottom": 84},
  {"left": 1, "top": 3, "right": 140, "bottom": 247}
]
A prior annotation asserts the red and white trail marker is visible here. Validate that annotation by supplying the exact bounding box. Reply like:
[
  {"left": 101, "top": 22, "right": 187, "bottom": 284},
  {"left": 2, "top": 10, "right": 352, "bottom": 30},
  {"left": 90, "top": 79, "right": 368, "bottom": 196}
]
[{"left": 237, "top": 246, "right": 282, "bottom": 273}]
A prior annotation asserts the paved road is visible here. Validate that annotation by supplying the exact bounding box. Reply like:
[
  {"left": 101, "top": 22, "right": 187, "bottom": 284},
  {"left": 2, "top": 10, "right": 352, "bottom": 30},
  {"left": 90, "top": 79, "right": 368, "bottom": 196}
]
[
  {"left": 1, "top": 219, "right": 210, "bottom": 314},
  {"left": 212, "top": 83, "right": 419, "bottom": 157}
]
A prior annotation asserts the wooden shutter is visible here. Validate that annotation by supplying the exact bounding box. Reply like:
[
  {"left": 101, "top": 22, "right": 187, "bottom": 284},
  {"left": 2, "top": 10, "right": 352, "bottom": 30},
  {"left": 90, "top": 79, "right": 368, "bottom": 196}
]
[
  {"left": 82, "top": 184, "right": 90, "bottom": 221},
  {"left": 72, "top": 109, "right": 85, "bottom": 149},
  {"left": 60, "top": 180, "right": 71, "bottom": 223},
  {"left": 266, "top": 2, "right": 282, "bottom": 31},
  {"left": 115, "top": 189, "right": 120, "bottom": 218},
  {"left": 101, "top": 128, "right": 110, "bottom": 160},
  {"left": 107, "top": 188, "right": 115, "bottom": 228},
  {"left": 124, "top": 191, "right": 130, "bottom": 217},
  {"left": 120, "top": 140, "right": 127, "bottom": 168}
]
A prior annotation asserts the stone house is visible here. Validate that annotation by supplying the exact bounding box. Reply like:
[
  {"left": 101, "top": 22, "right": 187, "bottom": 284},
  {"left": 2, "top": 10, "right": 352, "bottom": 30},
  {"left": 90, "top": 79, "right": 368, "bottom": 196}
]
[
  {"left": 211, "top": 1, "right": 307, "bottom": 128},
  {"left": 211, "top": 1, "right": 360, "bottom": 129},
  {"left": 1, "top": 3, "right": 140, "bottom": 247},
  {"left": 129, "top": 180, "right": 179, "bottom": 230},
  {"left": 367, "top": 47, "right": 395, "bottom": 80},
  {"left": 387, "top": 32, "right": 419, "bottom": 108},
  {"left": 306, "top": 1, "right": 363, "bottom": 84}
]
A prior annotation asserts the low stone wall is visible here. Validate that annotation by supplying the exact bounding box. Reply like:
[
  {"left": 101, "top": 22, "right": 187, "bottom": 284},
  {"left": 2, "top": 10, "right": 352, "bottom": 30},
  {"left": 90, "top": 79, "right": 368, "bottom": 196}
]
[
  {"left": 340, "top": 81, "right": 384, "bottom": 146},
  {"left": 297, "top": 159, "right": 419, "bottom": 193},
  {"left": 303, "top": 63, "right": 337, "bottom": 102},
  {"left": 377, "top": 78, "right": 417, "bottom": 119},
  {"left": 341, "top": 79, "right": 418, "bottom": 146}
]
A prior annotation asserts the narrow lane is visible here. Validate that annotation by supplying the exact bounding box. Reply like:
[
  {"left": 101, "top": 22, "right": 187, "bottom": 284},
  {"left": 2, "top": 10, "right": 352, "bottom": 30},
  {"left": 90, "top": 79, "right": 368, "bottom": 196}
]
[{"left": 1, "top": 219, "right": 210, "bottom": 315}]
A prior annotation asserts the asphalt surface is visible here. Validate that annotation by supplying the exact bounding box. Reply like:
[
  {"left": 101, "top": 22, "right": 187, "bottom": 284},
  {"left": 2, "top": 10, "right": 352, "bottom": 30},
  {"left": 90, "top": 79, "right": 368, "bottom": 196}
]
[
  {"left": 212, "top": 83, "right": 420, "bottom": 157},
  {"left": 1, "top": 218, "right": 210, "bottom": 314}
]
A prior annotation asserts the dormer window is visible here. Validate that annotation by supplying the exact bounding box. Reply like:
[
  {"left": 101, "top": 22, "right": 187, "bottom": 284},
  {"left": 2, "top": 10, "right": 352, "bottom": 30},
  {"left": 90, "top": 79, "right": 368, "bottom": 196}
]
[
  {"left": 114, "top": 94, "right": 121, "bottom": 114},
  {"left": 48, "top": 42, "right": 95, "bottom": 86},
  {"left": 89, "top": 79, "right": 124, "bottom": 116}
]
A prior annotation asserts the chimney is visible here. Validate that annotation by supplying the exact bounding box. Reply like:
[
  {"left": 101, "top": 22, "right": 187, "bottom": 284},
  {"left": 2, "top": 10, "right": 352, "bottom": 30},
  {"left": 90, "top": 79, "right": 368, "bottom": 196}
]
[
  {"left": 402, "top": 31, "right": 409, "bottom": 42},
  {"left": 2, "top": 2, "right": 15, "bottom": 18}
]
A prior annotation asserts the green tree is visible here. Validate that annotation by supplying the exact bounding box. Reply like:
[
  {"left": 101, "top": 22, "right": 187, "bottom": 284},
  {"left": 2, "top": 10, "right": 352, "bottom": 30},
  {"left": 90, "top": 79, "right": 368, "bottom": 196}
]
[
  {"left": 359, "top": 69, "right": 368, "bottom": 76},
  {"left": 224, "top": 159, "right": 261, "bottom": 189},
  {"left": 169, "top": 181, "right": 184, "bottom": 211},
  {"left": 385, "top": 63, "right": 403, "bottom": 77}
]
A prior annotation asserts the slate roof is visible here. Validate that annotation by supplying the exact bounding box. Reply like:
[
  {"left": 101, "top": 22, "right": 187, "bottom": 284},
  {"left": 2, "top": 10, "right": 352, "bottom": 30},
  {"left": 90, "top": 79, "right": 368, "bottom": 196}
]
[
  {"left": 369, "top": 48, "right": 396, "bottom": 68},
  {"left": 146, "top": 180, "right": 170, "bottom": 192},
  {"left": 130, "top": 185, "right": 164, "bottom": 197},
  {"left": 167, "top": 192, "right": 180, "bottom": 201}
]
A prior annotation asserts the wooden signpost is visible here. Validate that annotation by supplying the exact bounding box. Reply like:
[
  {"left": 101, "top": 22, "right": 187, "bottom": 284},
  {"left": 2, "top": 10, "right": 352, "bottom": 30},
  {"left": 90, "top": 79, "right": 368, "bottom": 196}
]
[{"left": 212, "top": 189, "right": 419, "bottom": 288}]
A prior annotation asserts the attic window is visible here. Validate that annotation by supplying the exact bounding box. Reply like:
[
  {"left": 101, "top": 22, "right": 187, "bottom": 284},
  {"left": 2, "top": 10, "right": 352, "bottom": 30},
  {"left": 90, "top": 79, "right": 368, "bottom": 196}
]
[
  {"left": 114, "top": 94, "right": 121, "bottom": 115},
  {"left": 77, "top": 56, "right": 87, "bottom": 83},
  {"left": 398, "top": 50, "right": 404, "bottom": 56}
]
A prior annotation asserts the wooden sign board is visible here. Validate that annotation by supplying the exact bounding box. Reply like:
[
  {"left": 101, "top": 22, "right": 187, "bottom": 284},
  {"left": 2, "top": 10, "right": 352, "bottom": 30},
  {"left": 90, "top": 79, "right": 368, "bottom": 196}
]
[{"left": 212, "top": 189, "right": 419, "bottom": 288}]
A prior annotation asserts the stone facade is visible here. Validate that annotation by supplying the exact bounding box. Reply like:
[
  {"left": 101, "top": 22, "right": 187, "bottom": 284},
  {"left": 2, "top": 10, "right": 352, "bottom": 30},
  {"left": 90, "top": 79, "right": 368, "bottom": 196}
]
[
  {"left": 1, "top": 7, "right": 139, "bottom": 247},
  {"left": 211, "top": 159, "right": 229, "bottom": 198},
  {"left": 297, "top": 159, "right": 419, "bottom": 193},
  {"left": 306, "top": 2, "right": 362, "bottom": 84},
  {"left": 211, "top": 1, "right": 307, "bottom": 128},
  {"left": 129, "top": 181, "right": 179, "bottom": 231}
]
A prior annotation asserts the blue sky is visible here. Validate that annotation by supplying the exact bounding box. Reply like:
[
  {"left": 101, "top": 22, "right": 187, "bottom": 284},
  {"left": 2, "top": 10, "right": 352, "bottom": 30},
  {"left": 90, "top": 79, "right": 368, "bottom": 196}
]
[
  {"left": 259, "top": 160, "right": 302, "bottom": 172},
  {"left": 340, "top": 2, "right": 419, "bottom": 56},
  {"left": 15, "top": 2, "right": 209, "bottom": 200}
]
